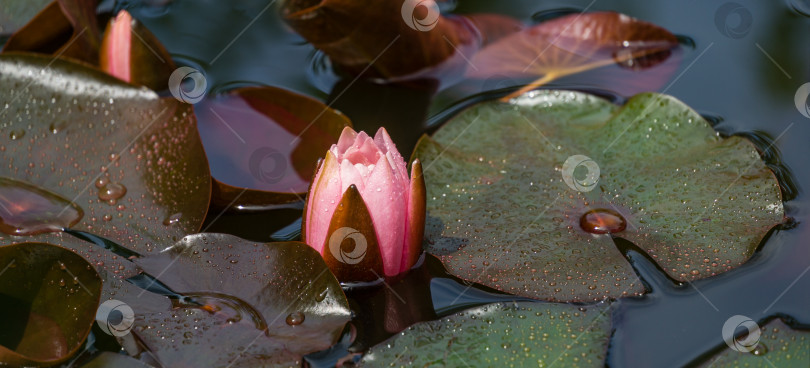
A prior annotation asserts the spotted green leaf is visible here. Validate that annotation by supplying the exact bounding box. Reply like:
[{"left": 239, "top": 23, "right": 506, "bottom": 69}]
[
  {"left": 360, "top": 301, "right": 611, "bottom": 367},
  {"left": 699, "top": 319, "right": 809, "bottom": 368},
  {"left": 413, "top": 90, "right": 784, "bottom": 302}
]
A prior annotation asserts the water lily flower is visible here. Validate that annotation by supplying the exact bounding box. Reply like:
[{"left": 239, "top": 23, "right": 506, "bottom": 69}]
[{"left": 303, "top": 127, "right": 426, "bottom": 282}]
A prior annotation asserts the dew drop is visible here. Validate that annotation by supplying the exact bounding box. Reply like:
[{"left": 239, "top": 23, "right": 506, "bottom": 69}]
[
  {"left": 286, "top": 311, "right": 305, "bottom": 326},
  {"left": 751, "top": 343, "right": 768, "bottom": 356},
  {"left": 9, "top": 130, "right": 25, "bottom": 140},
  {"left": 98, "top": 182, "right": 127, "bottom": 201},
  {"left": 579, "top": 208, "right": 627, "bottom": 234},
  {"left": 163, "top": 213, "right": 182, "bottom": 226}
]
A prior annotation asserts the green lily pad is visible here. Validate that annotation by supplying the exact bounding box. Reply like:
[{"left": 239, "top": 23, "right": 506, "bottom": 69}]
[
  {"left": 0, "top": 54, "right": 211, "bottom": 260},
  {"left": 125, "top": 233, "right": 351, "bottom": 367},
  {"left": 0, "top": 242, "right": 102, "bottom": 366},
  {"left": 699, "top": 319, "right": 809, "bottom": 368},
  {"left": 360, "top": 301, "right": 611, "bottom": 367},
  {"left": 413, "top": 90, "right": 784, "bottom": 302}
]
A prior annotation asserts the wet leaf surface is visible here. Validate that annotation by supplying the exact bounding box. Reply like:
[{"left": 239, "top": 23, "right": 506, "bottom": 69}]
[
  {"left": 280, "top": 0, "right": 523, "bottom": 82},
  {"left": 699, "top": 319, "right": 809, "bottom": 368},
  {"left": 194, "top": 86, "right": 350, "bottom": 207},
  {"left": 126, "top": 233, "right": 351, "bottom": 367},
  {"left": 360, "top": 301, "right": 611, "bottom": 367},
  {"left": 467, "top": 11, "right": 680, "bottom": 100},
  {"left": 0, "top": 54, "right": 211, "bottom": 256},
  {"left": 413, "top": 90, "right": 783, "bottom": 302},
  {"left": 2, "top": 0, "right": 102, "bottom": 65},
  {"left": 0, "top": 242, "right": 102, "bottom": 366}
]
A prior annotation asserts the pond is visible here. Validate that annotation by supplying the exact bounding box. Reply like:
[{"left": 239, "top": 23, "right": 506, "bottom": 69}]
[{"left": 0, "top": 0, "right": 809, "bottom": 367}]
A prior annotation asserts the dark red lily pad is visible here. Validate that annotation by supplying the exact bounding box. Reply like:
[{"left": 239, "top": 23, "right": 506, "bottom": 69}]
[
  {"left": 123, "top": 233, "right": 351, "bottom": 367},
  {"left": 2, "top": 0, "right": 102, "bottom": 65},
  {"left": 0, "top": 242, "right": 102, "bottom": 366},
  {"left": 467, "top": 11, "right": 680, "bottom": 100},
  {"left": 0, "top": 54, "right": 211, "bottom": 257},
  {"left": 280, "top": 0, "right": 523, "bottom": 81},
  {"left": 194, "top": 86, "right": 351, "bottom": 208}
]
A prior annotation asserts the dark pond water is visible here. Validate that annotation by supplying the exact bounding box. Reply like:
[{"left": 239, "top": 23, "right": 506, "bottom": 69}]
[{"left": 47, "top": 0, "right": 810, "bottom": 366}]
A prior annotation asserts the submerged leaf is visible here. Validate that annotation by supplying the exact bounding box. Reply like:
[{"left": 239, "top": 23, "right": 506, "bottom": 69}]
[
  {"left": 467, "top": 11, "right": 680, "bottom": 100},
  {"left": 127, "top": 233, "right": 351, "bottom": 367},
  {"left": 194, "top": 86, "right": 350, "bottom": 207},
  {"left": 699, "top": 319, "right": 809, "bottom": 368},
  {"left": 360, "top": 301, "right": 611, "bottom": 367},
  {"left": 413, "top": 90, "right": 783, "bottom": 302},
  {"left": 0, "top": 54, "right": 211, "bottom": 257},
  {"left": 280, "top": 0, "right": 522, "bottom": 82},
  {"left": 0, "top": 242, "right": 102, "bottom": 366}
]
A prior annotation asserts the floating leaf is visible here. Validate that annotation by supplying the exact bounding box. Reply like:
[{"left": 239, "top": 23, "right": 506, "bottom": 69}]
[
  {"left": 699, "top": 319, "right": 809, "bottom": 368},
  {"left": 467, "top": 12, "right": 680, "bottom": 100},
  {"left": 413, "top": 90, "right": 783, "bottom": 302},
  {"left": 360, "top": 301, "right": 611, "bottom": 367},
  {"left": 0, "top": 242, "right": 102, "bottom": 366},
  {"left": 0, "top": 54, "right": 211, "bottom": 257},
  {"left": 126, "top": 233, "right": 351, "bottom": 367},
  {"left": 280, "top": 0, "right": 522, "bottom": 81},
  {"left": 99, "top": 10, "right": 177, "bottom": 90},
  {"left": 2, "top": 0, "right": 102, "bottom": 64},
  {"left": 194, "top": 86, "right": 350, "bottom": 207}
]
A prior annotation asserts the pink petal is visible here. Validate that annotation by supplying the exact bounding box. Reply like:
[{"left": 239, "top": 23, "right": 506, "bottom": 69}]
[
  {"left": 305, "top": 151, "right": 343, "bottom": 254},
  {"left": 343, "top": 131, "right": 381, "bottom": 165},
  {"left": 336, "top": 126, "right": 358, "bottom": 155},
  {"left": 103, "top": 11, "right": 133, "bottom": 82},
  {"left": 375, "top": 128, "right": 409, "bottom": 185},
  {"left": 401, "top": 159, "right": 426, "bottom": 273},
  {"left": 363, "top": 154, "right": 407, "bottom": 276},
  {"left": 340, "top": 158, "right": 366, "bottom": 193}
]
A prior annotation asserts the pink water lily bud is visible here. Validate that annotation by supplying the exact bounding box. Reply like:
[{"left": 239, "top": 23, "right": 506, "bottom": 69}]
[{"left": 303, "top": 127, "right": 426, "bottom": 282}]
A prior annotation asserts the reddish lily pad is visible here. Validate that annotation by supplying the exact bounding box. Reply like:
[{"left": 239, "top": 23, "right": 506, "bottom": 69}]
[
  {"left": 0, "top": 54, "right": 211, "bottom": 256},
  {"left": 699, "top": 319, "right": 809, "bottom": 368},
  {"left": 2, "top": 0, "right": 102, "bottom": 65},
  {"left": 280, "top": 0, "right": 523, "bottom": 81},
  {"left": 467, "top": 11, "right": 680, "bottom": 100},
  {"left": 360, "top": 301, "right": 611, "bottom": 367},
  {"left": 194, "top": 86, "right": 351, "bottom": 208},
  {"left": 124, "top": 233, "right": 351, "bottom": 367},
  {"left": 413, "top": 90, "right": 784, "bottom": 302},
  {"left": 0, "top": 242, "right": 102, "bottom": 366}
]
